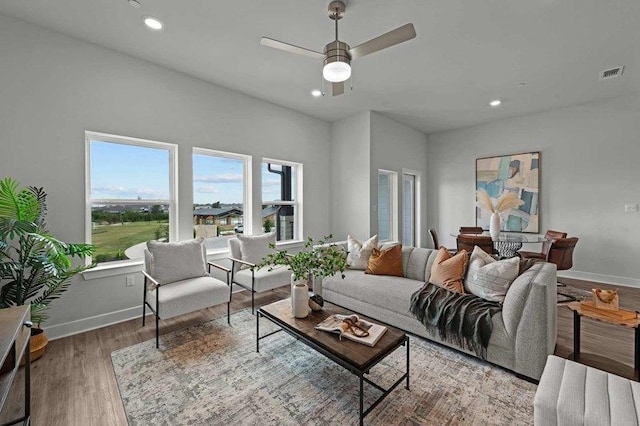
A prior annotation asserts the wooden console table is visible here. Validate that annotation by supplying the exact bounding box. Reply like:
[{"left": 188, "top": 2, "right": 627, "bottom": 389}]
[
  {"left": 0, "top": 306, "right": 32, "bottom": 425},
  {"left": 567, "top": 301, "right": 640, "bottom": 381}
]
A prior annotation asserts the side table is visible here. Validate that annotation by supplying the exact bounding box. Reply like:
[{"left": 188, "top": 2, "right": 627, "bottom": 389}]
[
  {"left": 0, "top": 306, "right": 32, "bottom": 425},
  {"left": 567, "top": 301, "right": 639, "bottom": 380}
]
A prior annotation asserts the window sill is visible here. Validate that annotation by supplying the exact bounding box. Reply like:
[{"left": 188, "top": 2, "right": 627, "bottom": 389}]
[
  {"left": 82, "top": 259, "right": 144, "bottom": 280},
  {"left": 82, "top": 240, "right": 305, "bottom": 280}
]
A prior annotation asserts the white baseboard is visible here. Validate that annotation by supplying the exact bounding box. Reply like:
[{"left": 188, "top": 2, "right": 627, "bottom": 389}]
[
  {"left": 46, "top": 305, "right": 151, "bottom": 341},
  {"left": 558, "top": 270, "right": 640, "bottom": 289}
]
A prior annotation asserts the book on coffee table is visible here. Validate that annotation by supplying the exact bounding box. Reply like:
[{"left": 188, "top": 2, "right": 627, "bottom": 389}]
[{"left": 315, "top": 314, "right": 387, "bottom": 347}]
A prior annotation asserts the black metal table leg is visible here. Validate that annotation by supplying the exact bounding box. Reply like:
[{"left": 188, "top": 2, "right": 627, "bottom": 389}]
[
  {"left": 635, "top": 326, "right": 639, "bottom": 377},
  {"left": 24, "top": 335, "right": 31, "bottom": 423},
  {"left": 359, "top": 374, "right": 364, "bottom": 426},
  {"left": 573, "top": 310, "right": 580, "bottom": 362},
  {"left": 405, "top": 337, "right": 410, "bottom": 390}
]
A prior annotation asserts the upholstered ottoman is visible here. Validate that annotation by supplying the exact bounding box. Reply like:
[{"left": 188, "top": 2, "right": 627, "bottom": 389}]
[{"left": 534, "top": 355, "right": 640, "bottom": 425}]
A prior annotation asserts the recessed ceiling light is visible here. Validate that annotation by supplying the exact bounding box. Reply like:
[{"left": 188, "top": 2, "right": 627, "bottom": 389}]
[
  {"left": 143, "top": 17, "right": 163, "bottom": 30},
  {"left": 489, "top": 99, "right": 502, "bottom": 107},
  {"left": 128, "top": 0, "right": 141, "bottom": 9},
  {"left": 311, "top": 89, "right": 322, "bottom": 97}
]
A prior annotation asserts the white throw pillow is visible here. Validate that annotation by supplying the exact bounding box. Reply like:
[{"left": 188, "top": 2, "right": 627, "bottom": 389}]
[
  {"left": 346, "top": 235, "right": 378, "bottom": 270},
  {"left": 236, "top": 232, "right": 276, "bottom": 267},
  {"left": 464, "top": 246, "right": 519, "bottom": 302},
  {"left": 146, "top": 238, "right": 208, "bottom": 285}
]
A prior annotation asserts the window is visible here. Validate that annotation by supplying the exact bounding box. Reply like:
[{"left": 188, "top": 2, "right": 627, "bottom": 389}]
[
  {"left": 86, "top": 132, "right": 177, "bottom": 264},
  {"left": 402, "top": 170, "right": 420, "bottom": 247},
  {"left": 262, "top": 159, "right": 302, "bottom": 241},
  {"left": 193, "top": 149, "right": 251, "bottom": 251},
  {"left": 378, "top": 170, "right": 398, "bottom": 242}
]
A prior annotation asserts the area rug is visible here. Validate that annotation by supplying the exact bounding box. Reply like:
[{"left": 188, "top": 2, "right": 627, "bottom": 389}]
[{"left": 111, "top": 310, "right": 536, "bottom": 425}]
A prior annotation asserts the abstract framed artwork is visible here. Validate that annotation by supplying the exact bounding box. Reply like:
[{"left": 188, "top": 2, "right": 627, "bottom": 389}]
[{"left": 476, "top": 151, "right": 540, "bottom": 233}]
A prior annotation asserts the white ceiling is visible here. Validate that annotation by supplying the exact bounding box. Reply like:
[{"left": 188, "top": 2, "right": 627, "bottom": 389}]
[{"left": 1, "top": 0, "right": 638, "bottom": 134}]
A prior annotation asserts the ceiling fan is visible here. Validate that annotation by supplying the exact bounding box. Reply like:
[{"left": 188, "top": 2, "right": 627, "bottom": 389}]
[{"left": 260, "top": 1, "right": 416, "bottom": 96}]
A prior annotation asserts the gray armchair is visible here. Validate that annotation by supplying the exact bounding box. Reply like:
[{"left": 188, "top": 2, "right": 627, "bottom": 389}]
[
  {"left": 142, "top": 238, "right": 231, "bottom": 348},
  {"left": 228, "top": 233, "right": 291, "bottom": 313}
]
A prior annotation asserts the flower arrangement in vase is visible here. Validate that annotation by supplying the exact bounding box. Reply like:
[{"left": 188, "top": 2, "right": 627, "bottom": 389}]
[
  {"left": 259, "top": 235, "right": 347, "bottom": 318},
  {"left": 476, "top": 189, "right": 524, "bottom": 238}
]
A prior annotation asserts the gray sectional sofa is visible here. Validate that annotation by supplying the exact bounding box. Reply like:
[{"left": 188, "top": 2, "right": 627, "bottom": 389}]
[{"left": 318, "top": 243, "right": 558, "bottom": 380}]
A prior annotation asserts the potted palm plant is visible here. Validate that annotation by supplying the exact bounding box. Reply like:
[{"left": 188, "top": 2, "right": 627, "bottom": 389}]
[{"left": 0, "top": 178, "right": 95, "bottom": 361}]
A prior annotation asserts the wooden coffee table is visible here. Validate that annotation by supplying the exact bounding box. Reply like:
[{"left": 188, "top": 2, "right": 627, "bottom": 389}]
[{"left": 257, "top": 299, "right": 409, "bottom": 425}]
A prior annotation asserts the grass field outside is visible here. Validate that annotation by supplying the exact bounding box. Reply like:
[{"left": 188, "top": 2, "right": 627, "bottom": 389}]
[{"left": 92, "top": 221, "right": 168, "bottom": 262}]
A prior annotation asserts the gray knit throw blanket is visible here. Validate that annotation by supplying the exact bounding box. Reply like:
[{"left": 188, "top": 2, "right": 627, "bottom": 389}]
[{"left": 409, "top": 283, "right": 502, "bottom": 359}]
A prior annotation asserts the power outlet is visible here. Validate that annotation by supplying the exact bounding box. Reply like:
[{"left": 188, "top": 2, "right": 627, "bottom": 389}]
[
  {"left": 125, "top": 275, "right": 135, "bottom": 287},
  {"left": 625, "top": 204, "right": 639, "bottom": 212}
]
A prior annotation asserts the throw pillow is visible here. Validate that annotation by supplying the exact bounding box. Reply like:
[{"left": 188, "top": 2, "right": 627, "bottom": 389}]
[
  {"left": 464, "top": 246, "right": 520, "bottom": 302},
  {"left": 236, "top": 232, "right": 276, "bottom": 267},
  {"left": 146, "top": 238, "right": 207, "bottom": 285},
  {"left": 365, "top": 244, "right": 403, "bottom": 277},
  {"left": 346, "top": 235, "right": 378, "bottom": 270},
  {"left": 429, "top": 247, "right": 469, "bottom": 294}
]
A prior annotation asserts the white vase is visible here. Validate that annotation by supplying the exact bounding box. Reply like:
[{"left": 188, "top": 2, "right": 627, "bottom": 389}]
[
  {"left": 489, "top": 212, "right": 501, "bottom": 239},
  {"left": 292, "top": 283, "right": 310, "bottom": 318}
]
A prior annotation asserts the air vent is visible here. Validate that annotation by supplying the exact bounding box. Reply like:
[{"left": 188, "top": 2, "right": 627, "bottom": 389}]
[{"left": 599, "top": 66, "right": 624, "bottom": 81}]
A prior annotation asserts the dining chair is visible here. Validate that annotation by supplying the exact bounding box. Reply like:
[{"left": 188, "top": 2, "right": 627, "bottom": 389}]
[
  {"left": 519, "top": 230, "right": 568, "bottom": 259},
  {"left": 456, "top": 234, "right": 496, "bottom": 256},
  {"left": 546, "top": 237, "right": 579, "bottom": 272},
  {"left": 428, "top": 228, "right": 440, "bottom": 249},
  {"left": 429, "top": 228, "right": 456, "bottom": 253},
  {"left": 459, "top": 226, "right": 484, "bottom": 234}
]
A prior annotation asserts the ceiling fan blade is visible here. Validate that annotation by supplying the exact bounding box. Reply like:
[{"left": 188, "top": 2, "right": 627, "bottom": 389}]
[
  {"left": 348, "top": 23, "right": 416, "bottom": 59},
  {"left": 332, "top": 82, "right": 344, "bottom": 96},
  {"left": 260, "top": 37, "right": 324, "bottom": 59}
]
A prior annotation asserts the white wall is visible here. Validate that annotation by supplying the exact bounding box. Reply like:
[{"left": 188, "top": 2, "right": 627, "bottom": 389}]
[
  {"left": 427, "top": 95, "right": 640, "bottom": 285},
  {"left": 0, "top": 15, "right": 332, "bottom": 336},
  {"left": 330, "top": 112, "right": 371, "bottom": 240},
  {"left": 370, "top": 112, "right": 428, "bottom": 246}
]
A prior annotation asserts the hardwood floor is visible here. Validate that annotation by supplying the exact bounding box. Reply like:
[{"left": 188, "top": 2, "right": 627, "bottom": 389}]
[{"left": 1, "top": 278, "right": 638, "bottom": 425}]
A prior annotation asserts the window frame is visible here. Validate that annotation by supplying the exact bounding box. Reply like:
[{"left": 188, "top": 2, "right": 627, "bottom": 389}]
[
  {"left": 377, "top": 169, "right": 398, "bottom": 242},
  {"left": 85, "top": 131, "right": 179, "bottom": 266},
  {"left": 192, "top": 147, "right": 253, "bottom": 245},
  {"left": 261, "top": 157, "right": 303, "bottom": 242},
  {"left": 402, "top": 169, "right": 421, "bottom": 247}
]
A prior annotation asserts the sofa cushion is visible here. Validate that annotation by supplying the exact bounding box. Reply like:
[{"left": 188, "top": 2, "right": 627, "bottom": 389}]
[
  {"left": 233, "top": 264, "right": 290, "bottom": 292},
  {"left": 347, "top": 235, "right": 378, "bottom": 270},
  {"left": 323, "top": 269, "right": 424, "bottom": 315},
  {"left": 146, "top": 238, "right": 207, "bottom": 285},
  {"left": 465, "top": 246, "right": 520, "bottom": 302},
  {"left": 148, "top": 276, "right": 229, "bottom": 319},
  {"left": 429, "top": 248, "right": 469, "bottom": 294},
  {"left": 365, "top": 244, "right": 403, "bottom": 277},
  {"left": 402, "top": 247, "right": 432, "bottom": 281}
]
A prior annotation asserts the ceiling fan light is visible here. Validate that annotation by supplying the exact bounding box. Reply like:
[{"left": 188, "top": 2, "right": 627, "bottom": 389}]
[{"left": 323, "top": 61, "right": 351, "bottom": 83}]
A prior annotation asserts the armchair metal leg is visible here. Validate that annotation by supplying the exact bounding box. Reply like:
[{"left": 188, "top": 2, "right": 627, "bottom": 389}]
[
  {"left": 155, "top": 290, "right": 160, "bottom": 349},
  {"left": 142, "top": 277, "right": 147, "bottom": 327},
  {"left": 251, "top": 270, "right": 255, "bottom": 314},
  {"left": 227, "top": 302, "right": 230, "bottom": 325}
]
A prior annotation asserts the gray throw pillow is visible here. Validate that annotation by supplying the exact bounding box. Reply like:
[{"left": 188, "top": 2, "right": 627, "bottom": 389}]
[
  {"left": 236, "top": 232, "right": 276, "bottom": 267},
  {"left": 146, "top": 238, "right": 207, "bottom": 285},
  {"left": 464, "top": 246, "right": 519, "bottom": 302}
]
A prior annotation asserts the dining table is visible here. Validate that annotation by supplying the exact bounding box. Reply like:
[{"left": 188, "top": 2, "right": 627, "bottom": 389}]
[{"left": 450, "top": 231, "right": 547, "bottom": 258}]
